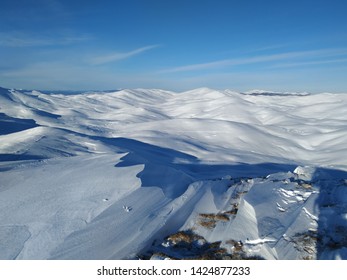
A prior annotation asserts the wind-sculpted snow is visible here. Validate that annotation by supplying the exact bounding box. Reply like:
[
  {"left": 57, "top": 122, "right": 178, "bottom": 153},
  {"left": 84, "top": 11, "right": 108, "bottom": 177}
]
[{"left": 0, "top": 86, "right": 347, "bottom": 259}]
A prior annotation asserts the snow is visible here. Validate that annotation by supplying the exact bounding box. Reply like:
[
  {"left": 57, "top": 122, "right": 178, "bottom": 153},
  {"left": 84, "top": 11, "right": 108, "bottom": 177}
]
[{"left": 0, "top": 86, "right": 347, "bottom": 259}]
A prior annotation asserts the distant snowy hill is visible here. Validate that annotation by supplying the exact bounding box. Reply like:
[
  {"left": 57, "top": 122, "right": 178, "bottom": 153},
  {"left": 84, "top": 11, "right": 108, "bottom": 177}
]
[{"left": 0, "top": 86, "right": 347, "bottom": 259}]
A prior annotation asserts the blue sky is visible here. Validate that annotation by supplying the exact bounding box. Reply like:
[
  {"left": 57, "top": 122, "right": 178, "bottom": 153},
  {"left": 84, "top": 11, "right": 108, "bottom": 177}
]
[{"left": 0, "top": 0, "right": 347, "bottom": 92}]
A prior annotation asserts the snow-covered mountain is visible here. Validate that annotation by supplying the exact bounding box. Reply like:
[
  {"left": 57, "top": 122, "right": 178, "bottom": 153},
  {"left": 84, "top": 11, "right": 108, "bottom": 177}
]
[{"left": 1, "top": 86, "right": 347, "bottom": 260}]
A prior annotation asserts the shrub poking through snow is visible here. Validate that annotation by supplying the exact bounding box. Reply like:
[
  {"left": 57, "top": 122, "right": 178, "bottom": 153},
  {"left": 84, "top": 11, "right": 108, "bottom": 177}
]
[
  {"left": 198, "top": 213, "right": 229, "bottom": 229},
  {"left": 290, "top": 230, "right": 318, "bottom": 259},
  {"left": 167, "top": 230, "right": 205, "bottom": 247},
  {"left": 143, "top": 230, "right": 264, "bottom": 260}
]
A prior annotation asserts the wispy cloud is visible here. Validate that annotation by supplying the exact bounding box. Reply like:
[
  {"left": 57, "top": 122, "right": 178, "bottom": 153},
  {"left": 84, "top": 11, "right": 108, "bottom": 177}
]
[
  {"left": 160, "top": 48, "right": 347, "bottom": 73},
  {"left": 270, "top": 58, "right": 347, "bottom": 69},
  {"left": 0, "top": 32, "right": 91, "bottom": 47},
  {"left": 89, "top": 45, "right": 160, "bottom": 65},
  {"left": 0, "top": 60, "right": 168, "bottom": 90},
  {"left": 0, "top": 61, "right": 118, "bottom": 90}
]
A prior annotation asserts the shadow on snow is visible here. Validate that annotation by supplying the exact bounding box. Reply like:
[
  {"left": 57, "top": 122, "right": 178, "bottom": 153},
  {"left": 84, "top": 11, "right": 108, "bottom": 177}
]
[
  {"left": 93, "top": 136, "right": 298, "bottom": 199},
  {"left": 2, "top": 129, "right": 347, "bottom": 259},
  {"left": 96, "top": 137, "right": 347, "bottom": 259},
  {"left": 0, "top": 113, "right": 39, "bottom": 136},
  {"left": 313, "top": 168, "right": 347, "bottom": 259}
]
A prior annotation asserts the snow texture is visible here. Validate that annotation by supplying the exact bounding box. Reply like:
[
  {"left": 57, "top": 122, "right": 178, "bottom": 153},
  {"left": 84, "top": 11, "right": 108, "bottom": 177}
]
[{"left": 0, "top": 86, "right": 347, "bottom": 259}]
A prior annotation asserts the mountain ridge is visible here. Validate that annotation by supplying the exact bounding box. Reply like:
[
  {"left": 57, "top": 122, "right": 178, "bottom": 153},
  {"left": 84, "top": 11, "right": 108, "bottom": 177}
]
[{"left": 0, "top": 85, "right": 346, "bottom": 259}]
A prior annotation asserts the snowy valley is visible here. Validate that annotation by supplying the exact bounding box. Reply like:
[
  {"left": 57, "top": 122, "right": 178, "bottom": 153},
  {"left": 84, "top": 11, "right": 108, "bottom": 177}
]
[{"left": 0, "top": 86, "right": 347, "bottom": 260}]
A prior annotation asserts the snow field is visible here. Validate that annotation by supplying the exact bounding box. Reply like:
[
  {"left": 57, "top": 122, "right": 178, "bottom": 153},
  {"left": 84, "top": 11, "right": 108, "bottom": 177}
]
[{"left": 1, "top": 87, "right": 347, "bottom": 259}]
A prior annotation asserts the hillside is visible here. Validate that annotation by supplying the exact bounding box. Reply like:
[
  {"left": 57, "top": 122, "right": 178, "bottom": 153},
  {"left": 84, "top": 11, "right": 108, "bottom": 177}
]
[{"left": 0, "top": 86, "right": 346, "bottom": 259}]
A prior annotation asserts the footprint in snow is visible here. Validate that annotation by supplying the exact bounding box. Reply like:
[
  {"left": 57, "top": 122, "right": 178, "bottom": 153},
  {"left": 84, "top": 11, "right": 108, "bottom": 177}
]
[{"left": 123, "top": 205, "right": 132, "bottom": 212}]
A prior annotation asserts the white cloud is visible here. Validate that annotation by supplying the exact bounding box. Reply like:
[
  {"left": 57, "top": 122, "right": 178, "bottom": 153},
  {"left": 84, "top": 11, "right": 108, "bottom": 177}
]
[
  {"left": 270, "top": 58, "right": 347, "bottom": 69},
  {"left": 160, "top": 48, "right": 347, "bottom": 73},
  {"left": 0, "top": 32, "right": 91, "bottom": 47},
  {"left": 88, "top": 45, "right": 160, "bottom": 65}
]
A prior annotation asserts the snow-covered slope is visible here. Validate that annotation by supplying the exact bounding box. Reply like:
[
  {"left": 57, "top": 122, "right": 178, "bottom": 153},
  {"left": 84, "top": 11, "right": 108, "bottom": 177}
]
[{"left": 0, "top": 86, "right": 346, "bottom": 259}]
